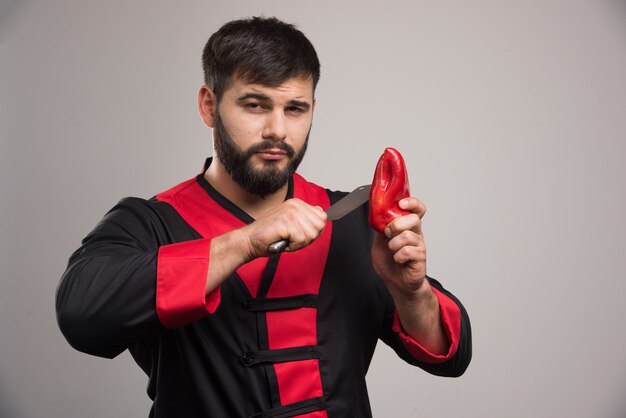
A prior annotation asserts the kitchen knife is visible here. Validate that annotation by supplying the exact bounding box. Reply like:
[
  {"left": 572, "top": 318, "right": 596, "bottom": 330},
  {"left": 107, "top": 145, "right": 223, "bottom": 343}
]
[{"left": 268, "top": 184, "right": 371, "bottom": 254}]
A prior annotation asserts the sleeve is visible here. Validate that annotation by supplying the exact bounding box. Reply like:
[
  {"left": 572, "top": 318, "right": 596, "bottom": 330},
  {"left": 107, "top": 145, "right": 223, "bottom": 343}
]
[
  {"left": 379, "top": 276, "right": 472, "bottom": 377},
  {"left": 156, "top": 239, "right": 221, "bottom": 328},
  {"left": 55, "top": 198, "right": 219, "bottom": 359}
]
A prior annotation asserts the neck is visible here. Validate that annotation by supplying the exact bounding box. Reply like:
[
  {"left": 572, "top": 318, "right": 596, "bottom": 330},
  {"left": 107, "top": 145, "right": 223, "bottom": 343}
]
[{"left": 204, "top": 158, "right": 289, "bottom": 219}]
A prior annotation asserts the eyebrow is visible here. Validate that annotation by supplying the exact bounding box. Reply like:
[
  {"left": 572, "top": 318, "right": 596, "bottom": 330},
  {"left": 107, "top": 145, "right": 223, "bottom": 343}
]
[
  {"left": 236, "top": 93, "right": 311, "bottom": 111},
  {"left": 237, "top": 93, "right": 271, "bottom": 103},
  {"left": 287, "top": 99, "right": 311, "bottom": 111}
]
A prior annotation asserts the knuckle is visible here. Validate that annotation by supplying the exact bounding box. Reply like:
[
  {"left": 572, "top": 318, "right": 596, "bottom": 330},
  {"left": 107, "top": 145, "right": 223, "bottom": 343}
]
[{"left": 400, "top": 230, "right": 413, "bottom": 242}]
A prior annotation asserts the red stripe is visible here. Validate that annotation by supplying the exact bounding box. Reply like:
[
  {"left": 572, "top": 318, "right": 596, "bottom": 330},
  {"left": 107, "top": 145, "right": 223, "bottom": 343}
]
[
  {"left": 266, "top": 308, "right": 317, "bottom": 349},
  {"left": 274, "top": 360, "right": 324, "bottom": 405},
  {"left": 266, "top": 174, "right": 331, "bottom": 410},
  {"left": 294, "top": 412, "right": 327, "bottom": 418}
]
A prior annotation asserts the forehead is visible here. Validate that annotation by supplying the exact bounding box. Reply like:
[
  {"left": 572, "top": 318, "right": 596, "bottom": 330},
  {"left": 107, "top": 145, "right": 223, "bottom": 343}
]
[{"left": 224, "top": 76, "right": 314, "bottom": 102}]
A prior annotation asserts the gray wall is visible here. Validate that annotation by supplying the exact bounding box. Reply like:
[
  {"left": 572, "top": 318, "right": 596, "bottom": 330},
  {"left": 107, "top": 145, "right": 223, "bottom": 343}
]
[{"left": 2, "top": 1, "right": 626, "bottom": 417}]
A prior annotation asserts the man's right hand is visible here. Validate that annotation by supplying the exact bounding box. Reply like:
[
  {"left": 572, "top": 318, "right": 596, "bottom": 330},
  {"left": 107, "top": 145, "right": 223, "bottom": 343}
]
[
  {"left": 242, "top": 198, "right": 328, "bottom": 258},
  {"left": 205, "top": 199, "right": 327, "bottom": 295}
]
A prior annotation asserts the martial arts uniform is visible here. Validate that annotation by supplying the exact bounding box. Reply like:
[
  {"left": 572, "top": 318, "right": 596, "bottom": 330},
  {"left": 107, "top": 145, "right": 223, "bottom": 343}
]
[{"left": 57, "top": 158, "right": 471, "bottom": 418}]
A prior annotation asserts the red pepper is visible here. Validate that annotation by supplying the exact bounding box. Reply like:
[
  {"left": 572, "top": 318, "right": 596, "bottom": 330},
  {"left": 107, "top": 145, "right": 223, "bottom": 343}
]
[{"left": 368, "top": 147, "right": 411, "bottom": 233}]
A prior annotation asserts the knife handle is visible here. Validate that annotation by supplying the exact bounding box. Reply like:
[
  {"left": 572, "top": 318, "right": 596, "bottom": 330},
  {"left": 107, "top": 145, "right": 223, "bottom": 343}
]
[{"left": 268, "top": 239, "right": 289, "bottom": 254}]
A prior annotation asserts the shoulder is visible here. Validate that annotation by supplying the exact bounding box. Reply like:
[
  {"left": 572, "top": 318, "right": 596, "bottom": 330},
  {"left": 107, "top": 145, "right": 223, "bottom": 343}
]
[{"left": 96, "top": 175, "right": 200, "bottom": 238}]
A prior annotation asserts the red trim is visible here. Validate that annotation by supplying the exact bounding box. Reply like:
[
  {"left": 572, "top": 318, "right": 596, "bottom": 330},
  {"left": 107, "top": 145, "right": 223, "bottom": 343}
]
[
  {"left": 156, "top": 178, "right": 245, "bottom": 239},
  {"left": 235, "top": 256, "right": 268, "bottom": 298},
  {"left": 392, "top": 287, "right": 461, "bottom": 363},
  {"left": 274, "top": 360, "right": 324, "bottom": 406},
  {"left": 266, "top": 174, "right": 331, "bottom": 408},
  {"left": 156, "top": 239, "right": 220, "bottom": 329},
  {"left": 266, "top": 174, "right": 331, "bottom": 298},
  {"left": 266, "top": 308, "right": 317, "bottom": 349},
  {"left": 296, "top": 412, "right": 327, "bottom": 418}
]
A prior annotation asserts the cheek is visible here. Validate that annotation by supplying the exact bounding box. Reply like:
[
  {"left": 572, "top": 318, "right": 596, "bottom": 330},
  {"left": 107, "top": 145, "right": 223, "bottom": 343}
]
[
  {"left": 290, "top": 118, "right": 313, "bottom": 140},
  {"left": 221, "top": 112, "right": 264, "bottom": 142}
]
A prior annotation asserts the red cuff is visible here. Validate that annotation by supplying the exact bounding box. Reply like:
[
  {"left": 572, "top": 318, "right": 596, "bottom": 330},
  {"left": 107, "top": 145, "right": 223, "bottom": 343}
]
[
  {"left": 156, "top": 239, "right": 221, "bottom": 328},
  {"left": 392, "top": 287, "right": 461, "bottom": 363}
]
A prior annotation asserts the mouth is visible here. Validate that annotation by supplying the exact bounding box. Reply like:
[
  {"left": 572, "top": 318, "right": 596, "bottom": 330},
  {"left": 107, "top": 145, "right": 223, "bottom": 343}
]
[{"left": 256, "top": 148, "right": 288, "bottom": 161}]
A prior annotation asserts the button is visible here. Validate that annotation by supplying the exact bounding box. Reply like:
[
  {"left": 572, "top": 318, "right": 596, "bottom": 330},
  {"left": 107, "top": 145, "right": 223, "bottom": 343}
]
[{"left": 240, "top": 352, "right": 253, "bottom": 365}]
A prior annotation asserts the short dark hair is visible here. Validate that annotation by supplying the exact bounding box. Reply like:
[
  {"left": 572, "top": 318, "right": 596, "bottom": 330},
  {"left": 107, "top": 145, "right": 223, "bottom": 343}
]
[{"left": 202, "top": 16, "right": 320, "bottom": 100}]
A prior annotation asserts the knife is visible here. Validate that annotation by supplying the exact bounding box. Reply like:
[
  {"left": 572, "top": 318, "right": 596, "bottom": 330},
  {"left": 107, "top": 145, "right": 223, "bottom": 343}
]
[{"left": 268, "top": 184, "right": 371, "bottom": 254}]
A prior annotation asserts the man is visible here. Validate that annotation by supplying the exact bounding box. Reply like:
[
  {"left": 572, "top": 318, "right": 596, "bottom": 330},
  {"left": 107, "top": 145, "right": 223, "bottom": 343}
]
[{"left": 56, "top": 16, "right": 471, "bottom": 418}]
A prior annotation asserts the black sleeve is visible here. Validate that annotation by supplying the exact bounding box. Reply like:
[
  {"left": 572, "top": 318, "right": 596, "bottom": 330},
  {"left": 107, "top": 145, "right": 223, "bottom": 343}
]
[
  {"left": 55, "top": 198, "right": 166, "bottom": 359},
  {"left": 326, "top": 188, "right": 472, "bottom": 377},
  {"left": 379, "top": 276, "right": 473, "bottom": 377}
]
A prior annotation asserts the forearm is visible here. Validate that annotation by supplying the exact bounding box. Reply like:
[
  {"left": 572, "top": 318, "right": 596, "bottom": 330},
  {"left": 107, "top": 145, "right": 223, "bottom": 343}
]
[
  {"left": 391, "top": 278, "right": 449, "bottom": 356},
  {"left": 205, "top": 198, "right": 328, "bottom": 295},
  {"left": 205, "top": 228, "right": 253, "bottom": 295},
  {"left": 57, "top": 251, "right": 162, "bottom": 358}
]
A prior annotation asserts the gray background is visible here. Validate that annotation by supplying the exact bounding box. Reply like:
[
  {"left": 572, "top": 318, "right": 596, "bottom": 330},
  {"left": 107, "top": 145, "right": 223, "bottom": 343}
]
[{"left": 1, "top": 0, "right": 625, "bottom": 417}]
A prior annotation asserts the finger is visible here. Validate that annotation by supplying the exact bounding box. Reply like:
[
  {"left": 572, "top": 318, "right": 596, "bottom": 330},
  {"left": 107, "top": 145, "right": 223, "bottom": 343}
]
[
  {"left": 288, "top": 199, "right": 327, "bottom": 226},
  {"left": 293, "top": 202, "right": 327, "bottom": 240},
  {"left": 398, "top": 197, "right": 426, "bottom": 219},
  {"left": 279, "top": 200, "right": 324, "bottom": 227},
  {"left": 387, "top": 230, "right": 422, "bottom": 253},
  {"left": 393, "top": 245, "right": 426, "bottom": 266},
  {"left": 385, "top": 213, "right": 422, "bottom": 238},
  {"left": 280, "top": 200, "right": 327, "bottom": 250}
]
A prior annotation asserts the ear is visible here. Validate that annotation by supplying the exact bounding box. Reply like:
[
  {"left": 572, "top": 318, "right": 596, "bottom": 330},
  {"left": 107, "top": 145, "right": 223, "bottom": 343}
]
[{"left": 198, "top": 85, "right": 217, "bottom": 128}]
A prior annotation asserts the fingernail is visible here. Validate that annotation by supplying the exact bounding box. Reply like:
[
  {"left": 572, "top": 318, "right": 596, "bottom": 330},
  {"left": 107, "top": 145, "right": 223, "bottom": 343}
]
[
  {"left": 399, "top": 199, "right": 408, "bottom": 209},
  {"left": 384, "top": 227, "right": 392, "bottom": 238}
]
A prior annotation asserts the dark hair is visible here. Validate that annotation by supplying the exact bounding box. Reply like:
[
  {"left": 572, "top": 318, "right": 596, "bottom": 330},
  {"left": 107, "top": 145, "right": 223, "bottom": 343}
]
[{"left": 202, "top": 16, "right": 320, "bottom": 100}]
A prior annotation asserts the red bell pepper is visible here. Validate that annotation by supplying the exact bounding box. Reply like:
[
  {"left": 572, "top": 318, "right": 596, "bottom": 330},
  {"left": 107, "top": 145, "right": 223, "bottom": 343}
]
[{"left": 368, "top": 147, "right": 411, "bottom": 233}]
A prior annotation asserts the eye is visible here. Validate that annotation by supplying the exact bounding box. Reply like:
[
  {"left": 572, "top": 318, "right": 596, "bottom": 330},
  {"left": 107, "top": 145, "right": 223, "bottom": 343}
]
[
  {"left": 286, "top": 106, "right": 305, "bottom": 115},
  {"left": 243, "top": 102, "right": 267, "bottom": 113}
]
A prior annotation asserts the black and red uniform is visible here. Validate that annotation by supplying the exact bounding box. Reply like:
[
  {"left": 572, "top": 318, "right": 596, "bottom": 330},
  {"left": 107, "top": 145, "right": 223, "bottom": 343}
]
[{"left": 56, "top": 159, "right": 471, "bottom": 418}]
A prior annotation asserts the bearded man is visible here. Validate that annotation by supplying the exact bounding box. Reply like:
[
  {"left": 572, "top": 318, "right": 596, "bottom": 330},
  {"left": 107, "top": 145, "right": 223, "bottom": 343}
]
[{"left": 56, "top": 16, "right": 471, "bottom": 418}]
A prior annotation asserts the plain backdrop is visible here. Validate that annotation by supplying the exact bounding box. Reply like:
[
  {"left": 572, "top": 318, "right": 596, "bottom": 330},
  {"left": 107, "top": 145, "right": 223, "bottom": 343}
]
[{"left": 1, "top": 1, "right": 626, "bottom": 417}]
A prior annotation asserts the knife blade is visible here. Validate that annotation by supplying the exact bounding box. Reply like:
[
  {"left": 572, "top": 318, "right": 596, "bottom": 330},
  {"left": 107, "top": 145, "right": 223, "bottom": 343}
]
[{"left": 268, "top": 184, "right": 371, "bottom": 254}]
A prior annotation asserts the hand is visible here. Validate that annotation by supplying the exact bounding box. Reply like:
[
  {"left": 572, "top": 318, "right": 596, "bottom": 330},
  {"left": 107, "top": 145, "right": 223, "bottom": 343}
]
[
  {"left": 371, "top": 196, "right": 428, "bottom": 297},
  {"left": 242, "top": 198, "right": 327, "bottom": 259},
  {"left": 371, "top": 197, "right": 448, "bottom": 354}
]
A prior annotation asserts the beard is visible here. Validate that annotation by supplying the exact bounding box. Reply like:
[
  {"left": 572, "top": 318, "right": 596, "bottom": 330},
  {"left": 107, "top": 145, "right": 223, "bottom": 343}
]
[{"left": 212, "top": 109, "right": 309, "bottom": 198}]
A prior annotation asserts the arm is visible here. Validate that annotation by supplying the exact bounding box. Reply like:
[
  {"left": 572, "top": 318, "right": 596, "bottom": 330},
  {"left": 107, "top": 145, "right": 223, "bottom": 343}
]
[
  {"left": 371, "top": 197, "right": 446, "bottom": 352},
  {"left": 204, "top": 198, "right": 328, "bottom": 294},
  {"left": 372, "top": 197, "right": 472, "bottom": 373},
  {"left": 56, "top": 198, "right": 169, "bottom": 358},
  {"left": 57, "top": 197, "right": 328, "bottom": 357}
]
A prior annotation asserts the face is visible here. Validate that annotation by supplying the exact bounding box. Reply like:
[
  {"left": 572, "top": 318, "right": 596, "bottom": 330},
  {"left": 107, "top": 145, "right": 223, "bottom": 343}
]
[{"left": 209, "top": 77, "right": 315, "bottom": 197}]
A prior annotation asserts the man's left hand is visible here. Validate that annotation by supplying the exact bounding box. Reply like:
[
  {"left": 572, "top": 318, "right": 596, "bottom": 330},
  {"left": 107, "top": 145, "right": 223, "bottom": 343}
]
[
  {"left": 371, "top": 196, "right": 448, "bottom": 354},
  {"left": 371, "top": 196, "right": 428, "bottom": 296}
]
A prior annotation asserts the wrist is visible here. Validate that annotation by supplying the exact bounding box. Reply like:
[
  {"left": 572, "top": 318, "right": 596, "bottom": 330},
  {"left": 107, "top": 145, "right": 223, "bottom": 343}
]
[
  {"left": 213, "top": 228, "right": 251, "bottom": 269},
  {"left": 390, "top": 277, "right": 433, "bottom": 309}
]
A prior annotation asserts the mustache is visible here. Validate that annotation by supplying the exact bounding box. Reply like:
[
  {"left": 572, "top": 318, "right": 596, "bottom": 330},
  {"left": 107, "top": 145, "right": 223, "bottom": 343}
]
[{"left": 245, "top": 141, "right": 295, "bottom": 158}]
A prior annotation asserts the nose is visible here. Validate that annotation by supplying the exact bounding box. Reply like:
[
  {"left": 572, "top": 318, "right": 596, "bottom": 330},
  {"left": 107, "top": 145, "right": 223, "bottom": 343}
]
[{"left": 262, "top": 110, "right": 287, "bottom": 142}]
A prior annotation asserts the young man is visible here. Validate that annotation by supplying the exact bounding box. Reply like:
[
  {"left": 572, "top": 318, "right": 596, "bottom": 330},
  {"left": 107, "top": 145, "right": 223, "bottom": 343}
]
[{"left": 56, "top": 17, "right": 471, "bottom": 418}]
